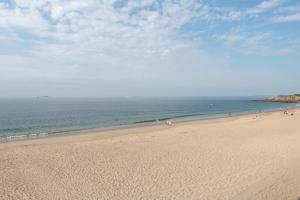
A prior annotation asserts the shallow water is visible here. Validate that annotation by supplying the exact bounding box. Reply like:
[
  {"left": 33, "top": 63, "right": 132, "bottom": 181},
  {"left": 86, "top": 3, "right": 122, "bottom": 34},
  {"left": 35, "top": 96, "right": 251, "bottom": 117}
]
[{"left": 0, "top": 97, "right": 294, "bottom": 139}]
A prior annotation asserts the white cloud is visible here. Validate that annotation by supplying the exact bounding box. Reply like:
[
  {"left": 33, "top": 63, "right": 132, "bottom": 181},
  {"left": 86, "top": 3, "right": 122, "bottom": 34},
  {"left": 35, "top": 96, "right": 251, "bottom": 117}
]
[
  {"left": 271, "top": 12, "right": 300, "bottom": 22},
  {"left": 246, "top": 0, "right": 283, "bottom": 14},
  {"left": 0, "top": 0, "right": 218, "bottom": 95},
  {"left": 0, "top": 7, "right": 48, "bottom": 31},
  {"left": 0, "top": 0, "right": 298, "bottom": 58},
  {"left": 270, "top": 4, "right": 300, "bottom": 22},
  {"left": 214, "top": 30, "right": 299, "bottom": 55},
  {"left": 214, "top": 0, "right": 285, "bottom": 22},
  {"left": 214, "top": 32, "right": 270, "bottom": 54},
  {"left": 0, "top": 0, "right": 300, "bottom": 96},
  {"left": 0, "top": 0, "right": 210, "bottom": 58},
  {"left": 210, "top": 0, "right": 282, "bottom": 22},
  {"left": 273, "top": 4, "right": 300, "bottom": 14}
]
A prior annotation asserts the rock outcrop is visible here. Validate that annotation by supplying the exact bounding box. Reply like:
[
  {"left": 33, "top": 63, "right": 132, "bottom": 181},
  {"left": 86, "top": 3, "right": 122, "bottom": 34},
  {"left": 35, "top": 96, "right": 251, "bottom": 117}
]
[{"left": 259, "top": 94, "right": 300, "bottom": 103}]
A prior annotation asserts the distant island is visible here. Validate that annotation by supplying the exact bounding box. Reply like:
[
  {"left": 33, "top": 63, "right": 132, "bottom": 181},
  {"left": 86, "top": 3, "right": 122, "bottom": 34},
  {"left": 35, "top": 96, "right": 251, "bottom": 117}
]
[{"left": 257, "top": 94, "right": 300, "bottom": 103}]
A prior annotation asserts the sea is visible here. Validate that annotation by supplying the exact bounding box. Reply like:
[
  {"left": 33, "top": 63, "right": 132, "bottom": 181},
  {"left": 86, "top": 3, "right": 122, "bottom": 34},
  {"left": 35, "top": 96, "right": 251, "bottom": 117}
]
[{"left": 0, "top": 97, "right": 296, "bottom": 141}]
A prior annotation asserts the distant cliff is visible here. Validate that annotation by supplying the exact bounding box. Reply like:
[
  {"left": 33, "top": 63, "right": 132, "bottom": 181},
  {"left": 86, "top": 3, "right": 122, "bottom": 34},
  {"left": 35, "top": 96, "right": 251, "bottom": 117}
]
[{"left": 258, "top": 94, "right": 300, "bottom": 103}]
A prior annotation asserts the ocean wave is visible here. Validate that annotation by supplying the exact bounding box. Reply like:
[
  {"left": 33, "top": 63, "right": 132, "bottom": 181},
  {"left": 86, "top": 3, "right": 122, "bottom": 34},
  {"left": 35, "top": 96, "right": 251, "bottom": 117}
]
[
  {"left": 133, "top": 113, "right": 208, "bottom": 124},
  {"left": 0, "top": 132, "right": 48, "bottom": 142}
]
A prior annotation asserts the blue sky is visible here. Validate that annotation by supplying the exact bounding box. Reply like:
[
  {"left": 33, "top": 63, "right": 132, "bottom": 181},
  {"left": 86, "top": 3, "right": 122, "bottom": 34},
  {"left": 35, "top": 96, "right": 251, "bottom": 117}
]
[{"left": 0, "top": 0, "right": 300, "bottom": 97}]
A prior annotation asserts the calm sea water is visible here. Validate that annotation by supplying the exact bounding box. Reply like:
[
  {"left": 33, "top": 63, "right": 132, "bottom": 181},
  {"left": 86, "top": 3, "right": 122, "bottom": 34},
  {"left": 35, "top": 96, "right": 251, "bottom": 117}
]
[{"left": 0, "top": 97, "right": 295, "bottom": 140}]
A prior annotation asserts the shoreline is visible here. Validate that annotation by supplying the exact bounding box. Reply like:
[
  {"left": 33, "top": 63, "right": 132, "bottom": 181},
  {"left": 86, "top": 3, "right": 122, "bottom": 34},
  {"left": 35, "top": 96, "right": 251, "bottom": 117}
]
[
  {"left": 1, "top": 107, "right": 300, "bottom": 199},
  {"left": 1, "top": 104, "right": 298, "bottom": 144}
]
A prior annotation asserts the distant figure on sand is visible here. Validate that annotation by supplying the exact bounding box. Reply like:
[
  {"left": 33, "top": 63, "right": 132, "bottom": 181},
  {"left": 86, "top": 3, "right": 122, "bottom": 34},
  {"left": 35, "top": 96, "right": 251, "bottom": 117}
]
[{"left": 166, "top": 120, "right": 173, "bottom": 126}]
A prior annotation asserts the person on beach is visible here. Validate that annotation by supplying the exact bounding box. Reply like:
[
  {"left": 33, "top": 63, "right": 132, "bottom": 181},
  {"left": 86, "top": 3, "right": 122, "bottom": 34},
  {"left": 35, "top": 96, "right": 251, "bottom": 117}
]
[{"left": 166, "top": 120, "right": 173, "bottom": 126}]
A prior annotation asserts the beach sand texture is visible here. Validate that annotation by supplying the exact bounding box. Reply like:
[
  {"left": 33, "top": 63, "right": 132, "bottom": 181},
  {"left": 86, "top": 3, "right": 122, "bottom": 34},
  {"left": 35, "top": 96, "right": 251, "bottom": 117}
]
[{"left": 1, "top": 109, "right": 300, "bottom": 200}]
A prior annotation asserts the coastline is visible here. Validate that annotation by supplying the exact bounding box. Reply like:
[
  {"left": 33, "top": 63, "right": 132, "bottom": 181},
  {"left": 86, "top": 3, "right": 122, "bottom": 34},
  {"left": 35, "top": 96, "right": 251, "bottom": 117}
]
[
  {"left": 1, "top": 107, "right": 300, "bottom": 199},
  {"left": 1, "top": 104, "right": 298, "bottom": 144}
]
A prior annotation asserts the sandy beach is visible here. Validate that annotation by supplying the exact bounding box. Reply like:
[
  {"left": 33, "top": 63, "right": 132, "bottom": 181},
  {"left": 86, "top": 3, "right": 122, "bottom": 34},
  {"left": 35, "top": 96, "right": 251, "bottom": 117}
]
[{"left": 1, "top": 108, "right": 300, "bottom": 200}]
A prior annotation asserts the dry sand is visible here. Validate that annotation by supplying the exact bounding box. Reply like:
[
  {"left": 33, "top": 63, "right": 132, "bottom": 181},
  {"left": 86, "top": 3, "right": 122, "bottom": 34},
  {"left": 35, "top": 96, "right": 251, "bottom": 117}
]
[{"left": 1, "top": 109, "right": 300, "bottom": 200}]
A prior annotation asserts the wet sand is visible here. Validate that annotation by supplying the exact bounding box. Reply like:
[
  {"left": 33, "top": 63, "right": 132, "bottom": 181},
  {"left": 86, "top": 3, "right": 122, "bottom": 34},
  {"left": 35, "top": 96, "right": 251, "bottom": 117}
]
[{"left": 1, "top": 109, "right": 300, "bottom": 200}]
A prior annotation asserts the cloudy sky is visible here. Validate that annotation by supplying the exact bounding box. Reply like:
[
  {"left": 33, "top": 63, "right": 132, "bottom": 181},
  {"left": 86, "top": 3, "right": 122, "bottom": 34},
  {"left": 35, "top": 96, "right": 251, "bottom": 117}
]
[{"left": 0, "top": 0, "right": 300, "bottom": 97}]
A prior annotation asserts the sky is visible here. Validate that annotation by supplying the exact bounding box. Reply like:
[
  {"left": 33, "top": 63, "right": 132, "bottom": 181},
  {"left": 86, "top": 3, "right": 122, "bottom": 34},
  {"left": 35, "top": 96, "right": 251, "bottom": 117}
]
[{"left": 0, "top": 0, "right": 300, "bottom": 97}]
